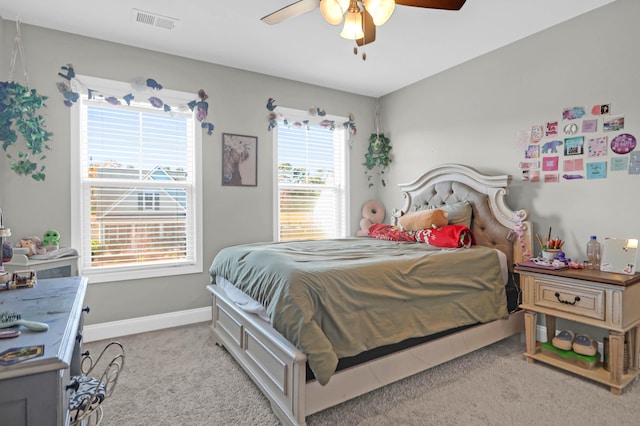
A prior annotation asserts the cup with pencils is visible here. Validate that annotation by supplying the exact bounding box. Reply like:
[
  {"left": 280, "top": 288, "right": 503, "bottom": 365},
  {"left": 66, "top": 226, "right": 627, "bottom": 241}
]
[{"left": 537, "top": 228, "right": 564, "bottom": 261}]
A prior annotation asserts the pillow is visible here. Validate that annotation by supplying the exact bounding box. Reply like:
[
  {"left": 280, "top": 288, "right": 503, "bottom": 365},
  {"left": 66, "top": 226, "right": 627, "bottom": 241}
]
[
  {"left": 368, "top": 223, "right": 415, "bottom": 242},
  {"left": 438, "top": 201, "right": 473, "bottom": 228},
  {"left": 412, "top": 201, "right": 472, "bottom": 228},
  {"left": 415, "top": 225, "right": 476, "bottom": 248},
  {"left": 398, "top": 209, "right": 448, "bottom": 232}
]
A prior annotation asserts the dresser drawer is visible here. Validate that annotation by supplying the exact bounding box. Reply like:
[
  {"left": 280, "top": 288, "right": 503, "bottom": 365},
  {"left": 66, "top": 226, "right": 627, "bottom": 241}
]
[{"left": 535, "top": 280, "right": 605, "bottom": 320}]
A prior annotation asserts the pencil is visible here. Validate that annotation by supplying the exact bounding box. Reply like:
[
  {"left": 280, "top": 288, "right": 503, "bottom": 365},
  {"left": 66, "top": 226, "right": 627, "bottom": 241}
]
[
  {"left": 536, "top": 234, "right": 544, "bottom": 250},
  {"left": 547, "top": 227, "right": 552, "bottom": 246}
]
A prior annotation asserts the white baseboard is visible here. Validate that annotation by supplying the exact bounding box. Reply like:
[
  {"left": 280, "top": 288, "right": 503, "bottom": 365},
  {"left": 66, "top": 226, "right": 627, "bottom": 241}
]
[
  {"left": 84, "top": 313, "right": 606, "bottom": 358},
  {"left": 84, "top": 306, "right": 212, "bottom": 343}
]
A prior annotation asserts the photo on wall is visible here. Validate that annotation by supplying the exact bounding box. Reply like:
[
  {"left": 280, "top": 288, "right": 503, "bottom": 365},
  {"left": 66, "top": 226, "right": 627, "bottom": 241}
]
[
  {"left": 603, "top": 115, "right": 624, "bottom": 132},
  {"left": 222, "top": 133, "right": 258, "bottom": 187},
  {"left": 564, "top": 137, "right": 584, "bottom": 156}
]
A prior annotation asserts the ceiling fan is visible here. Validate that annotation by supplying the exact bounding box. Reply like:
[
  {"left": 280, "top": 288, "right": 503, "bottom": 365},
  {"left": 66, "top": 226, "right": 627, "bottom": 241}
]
[{"left": 261, "top": 0, "right": 467, "bottom": 48}]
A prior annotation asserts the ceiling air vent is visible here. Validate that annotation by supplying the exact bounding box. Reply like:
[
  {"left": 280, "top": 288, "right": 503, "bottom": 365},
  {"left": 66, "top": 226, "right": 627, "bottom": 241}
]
[{"left": 132, "top": 9, "right": 178, "bottom": 30}]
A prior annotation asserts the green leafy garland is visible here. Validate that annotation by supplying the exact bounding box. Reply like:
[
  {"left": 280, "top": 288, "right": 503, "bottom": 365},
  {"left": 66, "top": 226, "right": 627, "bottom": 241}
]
[{"left": 0, "top": 81, "right": 53, "bottom": 181}]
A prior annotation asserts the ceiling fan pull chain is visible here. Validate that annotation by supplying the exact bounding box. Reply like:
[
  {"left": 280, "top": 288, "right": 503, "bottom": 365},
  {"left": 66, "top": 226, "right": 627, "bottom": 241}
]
[
  {"left": 8, "top": 19, "right": 30, "bottom": 87},
  {"left": 353, "top": 44, "right": 366, "bottom": 60}
]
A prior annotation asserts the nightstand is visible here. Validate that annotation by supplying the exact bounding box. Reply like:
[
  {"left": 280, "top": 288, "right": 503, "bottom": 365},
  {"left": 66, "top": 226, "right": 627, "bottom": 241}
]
[{"left": 516, "top": 266, "right": 640, "bottom": 395}]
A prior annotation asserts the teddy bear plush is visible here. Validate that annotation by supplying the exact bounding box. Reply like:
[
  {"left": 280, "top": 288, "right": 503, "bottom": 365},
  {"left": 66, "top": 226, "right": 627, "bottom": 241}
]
[
  {"left": 17, "top": 237, "right": 47, "bottom": 256},
  {"left": 398, "top": 208, "right": 448, "bottom": 232}
]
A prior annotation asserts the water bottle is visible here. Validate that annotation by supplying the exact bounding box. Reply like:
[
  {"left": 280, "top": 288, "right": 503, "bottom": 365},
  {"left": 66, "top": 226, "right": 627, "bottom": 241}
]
[{"left": 586, "top": 235, "right": 601, "bottom": 270}]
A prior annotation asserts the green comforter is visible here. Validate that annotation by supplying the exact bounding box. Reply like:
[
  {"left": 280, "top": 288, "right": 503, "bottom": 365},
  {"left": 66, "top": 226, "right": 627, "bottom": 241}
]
[{"left": 209, "top": 237, "right": 507, "bottom": 385}]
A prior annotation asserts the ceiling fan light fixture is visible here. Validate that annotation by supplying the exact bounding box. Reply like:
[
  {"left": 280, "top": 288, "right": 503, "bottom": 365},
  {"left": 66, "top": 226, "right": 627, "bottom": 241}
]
[
  {"left": 340, "top": 10, "right": 365, "bottom": 40},
  {"left": 363, "top": 0, "right": 395, "bottom": 26},
  {"left": 320, "top": 0, "right": 350, "bottom": 25}
]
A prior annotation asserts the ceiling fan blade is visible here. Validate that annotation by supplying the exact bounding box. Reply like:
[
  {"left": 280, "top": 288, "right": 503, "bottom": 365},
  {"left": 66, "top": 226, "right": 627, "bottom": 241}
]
[
  {"left": 261, "top": 0, "right": 320, "bottom": 25},
  {"left": 395, "top": 0, "right": 467, "bottom": 10},
  {"left": 356, "top": 10, "right": 376, "bottom": 47}
]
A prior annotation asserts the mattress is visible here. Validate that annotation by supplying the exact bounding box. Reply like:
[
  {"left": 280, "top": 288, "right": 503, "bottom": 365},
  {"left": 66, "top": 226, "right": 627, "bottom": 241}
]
[
  {"left": 215, "top": 248, "right": 509, "bottom": 322},
  {"left": 209, "top": 238, "right": 509, "bottom": 385}
]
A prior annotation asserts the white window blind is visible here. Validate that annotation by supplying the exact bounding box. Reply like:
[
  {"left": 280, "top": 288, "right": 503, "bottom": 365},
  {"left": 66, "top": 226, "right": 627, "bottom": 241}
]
[
  {"left": 277, "top": 118, "right": 347, "bottom": 241},
  {"left": 71, "top": 76, "right": 202, "bottom": 282}
]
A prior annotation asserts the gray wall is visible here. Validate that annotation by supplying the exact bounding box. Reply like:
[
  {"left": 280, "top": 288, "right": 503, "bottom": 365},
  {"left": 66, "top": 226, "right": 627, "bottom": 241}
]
[
  {"left": 0, "top": 21, "right": 376, "bottom": 324},
  {"left": 379, "top": 0, "right": 639, "bottom": 263},
  {"left": 2, "top": 0, "right": 637, "bottom": 329}
]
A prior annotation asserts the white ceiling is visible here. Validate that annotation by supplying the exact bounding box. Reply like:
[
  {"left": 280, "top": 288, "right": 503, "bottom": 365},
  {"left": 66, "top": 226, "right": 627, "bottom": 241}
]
[{"left": 0, "top": 0, "right": 615, "bottom": 97}]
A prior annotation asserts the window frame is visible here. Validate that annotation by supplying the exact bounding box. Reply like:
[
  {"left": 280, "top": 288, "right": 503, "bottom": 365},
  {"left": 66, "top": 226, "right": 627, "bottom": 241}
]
[
  {"left": 70, "top": 75, "right": 203, "bottom": 283},
  {"left": 273, "top": 107, "right": 350, "bottom": 241}
]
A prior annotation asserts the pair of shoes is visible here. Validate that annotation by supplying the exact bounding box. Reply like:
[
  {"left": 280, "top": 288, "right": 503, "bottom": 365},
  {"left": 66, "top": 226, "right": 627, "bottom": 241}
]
[
  {"left": 551, "top": 330, "right": 574, "bottom": 351},
  {"left": 573, "top": 335, "right": 597, "bottom": 356},
  {"left": 551, "top": 330, "right": 598, "bottom": 356}
]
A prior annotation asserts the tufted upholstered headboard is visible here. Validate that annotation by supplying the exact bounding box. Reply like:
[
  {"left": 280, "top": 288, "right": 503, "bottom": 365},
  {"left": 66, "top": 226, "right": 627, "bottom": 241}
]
[{"left": 391, "top": 164, "right": 533, "bottom": 270}]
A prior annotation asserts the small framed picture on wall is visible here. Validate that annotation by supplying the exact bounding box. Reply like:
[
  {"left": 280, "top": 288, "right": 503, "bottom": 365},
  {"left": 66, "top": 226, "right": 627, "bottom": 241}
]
[{"left": 222, "top": 133, "right": 257, "bottom": 187}]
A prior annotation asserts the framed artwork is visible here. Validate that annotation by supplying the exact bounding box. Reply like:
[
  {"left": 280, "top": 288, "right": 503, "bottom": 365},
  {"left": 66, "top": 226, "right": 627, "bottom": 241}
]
[{"left": 222, "top": 133, "right": 257, "bottom": 187}]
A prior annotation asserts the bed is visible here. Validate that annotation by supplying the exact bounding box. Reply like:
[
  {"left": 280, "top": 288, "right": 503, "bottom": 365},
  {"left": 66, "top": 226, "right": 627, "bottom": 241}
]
[{"left": 206, "top": 163, "right": 533, "bottom": 426}]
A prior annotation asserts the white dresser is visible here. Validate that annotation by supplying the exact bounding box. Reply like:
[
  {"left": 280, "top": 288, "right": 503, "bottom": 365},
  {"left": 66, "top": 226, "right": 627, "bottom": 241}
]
[{"left": 0, "top": 276, "right": 88, "bottom": 425}]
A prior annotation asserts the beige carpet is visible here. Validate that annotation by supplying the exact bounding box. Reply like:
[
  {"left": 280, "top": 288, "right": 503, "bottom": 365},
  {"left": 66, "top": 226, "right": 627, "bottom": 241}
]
[{"left": 85, "top": 322, "right": 640, "bottom": 426}]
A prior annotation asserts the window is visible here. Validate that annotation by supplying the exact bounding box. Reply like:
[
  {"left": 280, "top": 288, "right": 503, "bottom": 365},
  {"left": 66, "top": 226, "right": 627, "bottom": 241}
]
[
  {"left": 71, "top": 76, "right": 202, "bottom": 283},
  {"left": 275, "top": 108, "right": 349, "bottom": 241},
  {"left": 139, "top": 192, "right": 160, "bottom": 211}
]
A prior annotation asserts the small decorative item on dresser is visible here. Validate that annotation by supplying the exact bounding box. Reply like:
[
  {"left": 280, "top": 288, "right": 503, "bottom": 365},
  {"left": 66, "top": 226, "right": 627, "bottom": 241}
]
[
  {"left": 542, "top": 249, "right": 561, "bottom": 261},
  {"left": 536, "top": 229, "right": 563, "bottom": 260},
  {"left": 11, "top": 270, "right": 36, "bottom": 289}
]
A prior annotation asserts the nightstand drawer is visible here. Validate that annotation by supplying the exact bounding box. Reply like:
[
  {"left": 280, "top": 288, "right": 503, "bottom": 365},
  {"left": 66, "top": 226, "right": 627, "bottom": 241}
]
[{"left": 535, "top": 280, "right": 605, "bottom": 320}]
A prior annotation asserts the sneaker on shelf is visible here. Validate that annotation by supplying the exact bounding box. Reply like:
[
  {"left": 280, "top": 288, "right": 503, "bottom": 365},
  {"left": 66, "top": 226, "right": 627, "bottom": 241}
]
[
  {"left": 551, "top": 330, "right": 575, "bottom": 351},
  {"left": 573, "top": 335, "right": 598, "bottom": 356}
]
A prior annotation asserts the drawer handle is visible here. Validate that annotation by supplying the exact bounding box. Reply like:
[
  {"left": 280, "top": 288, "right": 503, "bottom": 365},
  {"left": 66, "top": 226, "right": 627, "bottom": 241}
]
[{"left": 555, "top": 292, "right": 581, "bottom": 305}]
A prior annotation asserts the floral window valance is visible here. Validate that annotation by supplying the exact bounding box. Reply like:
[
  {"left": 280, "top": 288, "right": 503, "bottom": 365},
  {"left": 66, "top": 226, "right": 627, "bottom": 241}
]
[
  {"left": 55, "top": 64, "right": 214, "bottom": 134},
  {"left": 266, "top": 97, "right": 356, "bottom": 135}
]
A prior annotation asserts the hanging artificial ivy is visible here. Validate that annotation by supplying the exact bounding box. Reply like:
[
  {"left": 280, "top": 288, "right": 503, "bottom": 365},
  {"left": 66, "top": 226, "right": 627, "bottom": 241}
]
[
  {"left": 0, "top": 81, "right": 53, "bottom": 181},
  {"left": 364, "top": 100, "right": 392, "bottom": 188},
  {"left": 1, "top": 21, "right": 53, "bottom": 181},
  {"left": 364, "top": 132, "right": 392, "bottom": 188}
]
